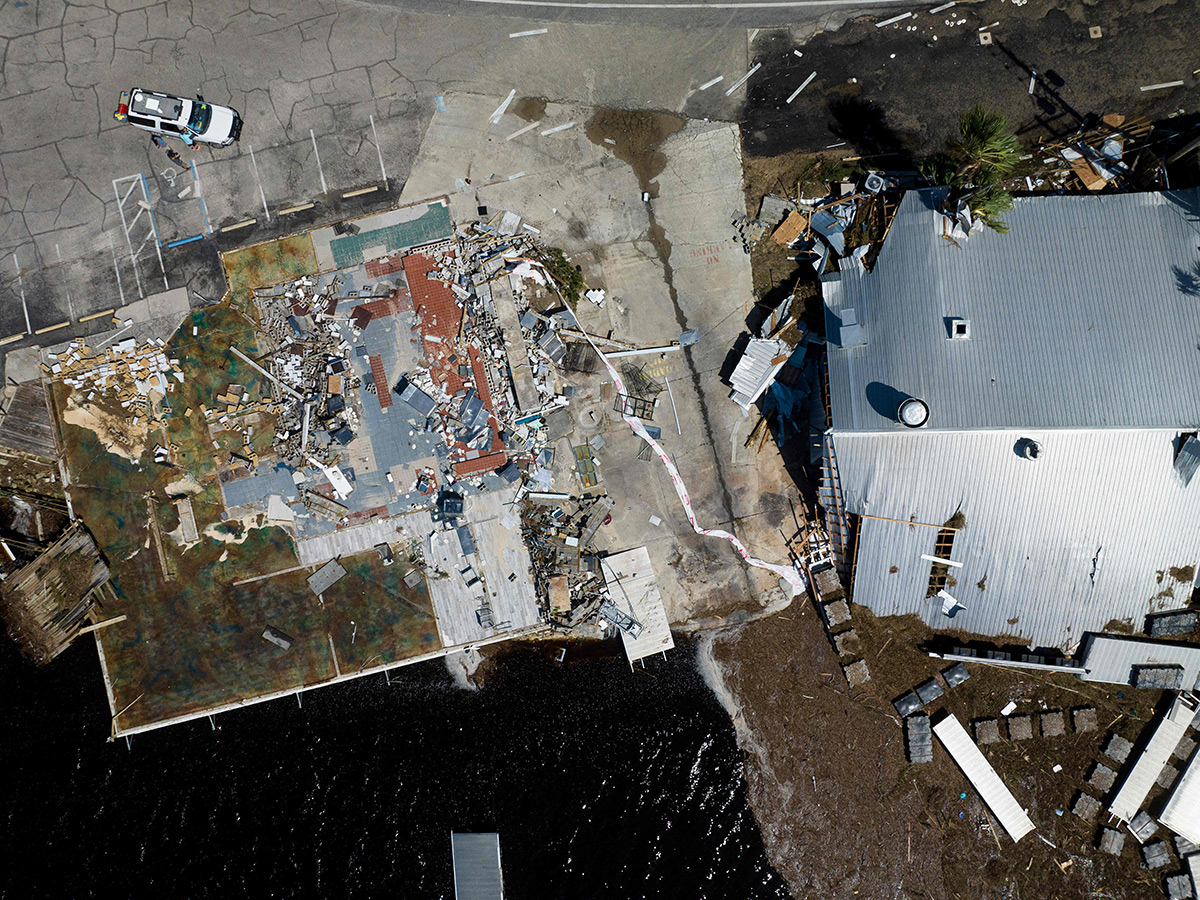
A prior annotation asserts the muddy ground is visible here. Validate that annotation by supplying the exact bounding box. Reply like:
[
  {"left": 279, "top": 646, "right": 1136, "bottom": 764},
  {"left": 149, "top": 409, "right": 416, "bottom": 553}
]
[
  {"left": 711, "top": 598, "right": 1189, "bottom": 900},
  {"left": 740, "top": 0, "right": 1199, "bottom": 161}
]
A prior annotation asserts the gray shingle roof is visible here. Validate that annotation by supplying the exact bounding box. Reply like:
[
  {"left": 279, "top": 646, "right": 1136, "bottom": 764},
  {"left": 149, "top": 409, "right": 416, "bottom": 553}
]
[{"left": 823, "top": 188, "right": 1200, "bottom": 431}]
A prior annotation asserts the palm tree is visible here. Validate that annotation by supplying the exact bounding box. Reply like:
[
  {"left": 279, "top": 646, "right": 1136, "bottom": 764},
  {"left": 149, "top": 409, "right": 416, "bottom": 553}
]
[
  {"left": 939, "top": 104, "right": 1021, "bottom": 234},
  {"left": 947, "top": 104, "right": 1022, "bottom": 183}
]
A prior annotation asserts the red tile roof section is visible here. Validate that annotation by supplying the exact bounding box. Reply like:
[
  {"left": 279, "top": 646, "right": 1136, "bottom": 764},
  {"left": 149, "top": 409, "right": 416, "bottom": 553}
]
[
  {"left": 365, "top": 255, "right": 407, "bottom": 278},
  {"left": 358, "top": 288, "right": 412, "bottom": 321},
  {"left": 343, "top": 505, "right": 389, "bottom": 528},
  {"left": 453, "top": 451, "right": 508, "bottom": 479},
  {"left": 368, "top": 355, "right": 392, "bottom": 409}
]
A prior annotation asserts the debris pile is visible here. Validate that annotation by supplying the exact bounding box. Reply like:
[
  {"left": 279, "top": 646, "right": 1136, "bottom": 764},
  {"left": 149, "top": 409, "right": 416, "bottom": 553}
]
[
  {"left": 1022, "top": 114, "right": 1159, "bottom": 193},
  {"left": 769, "top": 174, "right": 900, "bottom": 275},
  {"left": 45, "top": 336, "right": 183, "bottom": 423},
  {"left": 249, "top": 276, "right": 361, "bottom": 468}
]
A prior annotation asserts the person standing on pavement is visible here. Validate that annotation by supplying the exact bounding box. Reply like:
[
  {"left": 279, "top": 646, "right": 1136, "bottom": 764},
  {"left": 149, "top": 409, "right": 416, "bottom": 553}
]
[{"left": 150, "top": 133, "right": 187, "bottom": 168}]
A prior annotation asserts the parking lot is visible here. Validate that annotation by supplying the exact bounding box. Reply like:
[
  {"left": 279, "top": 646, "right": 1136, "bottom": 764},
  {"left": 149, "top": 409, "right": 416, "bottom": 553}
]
[
  {"left": 1, "top": 109, "right": 418, "bottom": 346},
  {"left": 0, "top": 0, "right": 755, "bottom": 362}
]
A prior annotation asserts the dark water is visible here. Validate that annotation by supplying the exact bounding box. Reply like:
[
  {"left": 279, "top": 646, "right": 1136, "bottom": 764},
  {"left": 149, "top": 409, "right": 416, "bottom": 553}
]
[{"left": 0, "top": 636, "right": 792, "bottom": 899}]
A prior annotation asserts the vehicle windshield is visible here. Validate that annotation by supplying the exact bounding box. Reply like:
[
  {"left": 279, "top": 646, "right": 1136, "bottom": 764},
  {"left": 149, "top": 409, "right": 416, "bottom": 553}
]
[{"left": 186, "top": 101, "right": 211, "bottom": 134}]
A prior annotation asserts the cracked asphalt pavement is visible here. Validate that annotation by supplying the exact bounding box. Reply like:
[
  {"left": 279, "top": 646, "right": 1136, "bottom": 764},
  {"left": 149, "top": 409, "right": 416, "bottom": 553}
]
[
  {"left": 1, "top": 0, "right": 1196, "bottom": 372},
  {"left": 0, "top": 0, "right": 769, "bottom": 361}
]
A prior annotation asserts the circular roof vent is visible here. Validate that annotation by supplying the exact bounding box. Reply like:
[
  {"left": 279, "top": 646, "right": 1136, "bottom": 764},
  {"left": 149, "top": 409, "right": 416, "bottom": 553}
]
[
  {"left": 1017, "top": 438, "right": 1042, "bottom": 460},
  {"left": 898, "top": 397, "right": 930, "bottom": 428}
]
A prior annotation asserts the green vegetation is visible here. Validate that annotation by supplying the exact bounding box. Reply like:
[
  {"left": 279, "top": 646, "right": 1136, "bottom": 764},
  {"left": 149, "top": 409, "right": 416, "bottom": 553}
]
[
  {"left": 946, "top": 104, "right": 1022, "bottom": 184},
  {"left": 542, "top": 247, "right": 586, "bottom": 308},
  {"left": 923, "top": 104, "right": 1022, "bottom": 235}
]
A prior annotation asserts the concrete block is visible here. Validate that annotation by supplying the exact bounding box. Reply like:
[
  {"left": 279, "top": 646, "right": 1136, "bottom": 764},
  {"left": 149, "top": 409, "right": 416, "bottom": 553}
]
[
  {"left": 843, "top": 659, "right": 870, "bottom": 687},
  {"left": 1131, "top": 810, "right": 1160, "bottom": 844},
  {"left": 1144, "top": 841, "right": 1171, "bottom": 869},
  {"left": 1175, "top": 735, "right": 1197, "bottom": 761},
  {"left": 974, "top": 718, "right": 1002, "bottom": 745},
  {"left": 1071, "top": 791, "right": 1101, "bottom": 822},
  {"left": 893, "top": 691, "right": 922, "bottom": 718},
  {"left": 1008, "top": 714, "right": 1035, "bottom": 741},
  {"left": 915, "top": 677, "right": 944, "bottom": 705},
  {"left": 1072, "top": 706, "right": 1098, "bottom": 733},
  {"left": 1174, "top": 835, "right": 1198, "bottom": 857},
  {"left": 942, "top": 662, "right": 970, "bottom": 688},
  {"left": 1104, "top": 733, "right": 1134, "bottom": 763},
  {"left": 905, "top": 713, "right": 933, "bottom": 764},
  {"left": 1159, "top": 763, "right": 1180, "bottom": 789},
  {"left": 823, "top": 599, "right": 851, "bottom": 628},
  {"left": 1040, "top": 710, "right": 1066, "bottom": 737},
  {"left": 833, "top": 627, "right": 861, "bottom": 658},
  {"left": 1088, "top": 763, "right": 1117, "bottom": 793},
  {"left": 1098, "top": 827, "right": 1126, "bottom": 856},
  {"left": 1166, "top": 873, "right": 1193, "bottom": 899}
]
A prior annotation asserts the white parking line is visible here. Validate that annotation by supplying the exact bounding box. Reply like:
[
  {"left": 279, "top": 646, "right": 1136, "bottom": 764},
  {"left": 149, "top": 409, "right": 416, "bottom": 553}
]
[
  {"left": 55, "top": 244, "right": 76, "bottom": 322},
  {"left": 248, "top": 144, "right": 271, "bottom": 223},
  {"left": 106, "top": 232, "right": 126, "bottom": 306},
  {"left": 506, "top": 121, "right": 539, "bottom": 141},
  {"left": 190, "top": 161, "right": 214, "bottom": 233},
  {"left": 12, "top": 253, "right": 31, "bottom": 334},
  {"left": 369, "top": 116, "right": 388, "bottom": 191},
  {"left": 310, "top": 129, "right": 328, "bottom": 195},
  {"left": 113, "top": 175, "right": 146, "bottom": 297}
]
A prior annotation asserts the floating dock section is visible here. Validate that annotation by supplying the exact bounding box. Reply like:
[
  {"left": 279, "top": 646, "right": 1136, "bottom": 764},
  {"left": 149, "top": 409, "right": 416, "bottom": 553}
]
[
  {"left": 601, "top": 547, "right": 674, "bottom": 665},
  {"left": 933, "top": 713, "right": 1035, "bottom": 842},
  {"left": 451, "top": 832, "right": 504, "bottom": 900}
]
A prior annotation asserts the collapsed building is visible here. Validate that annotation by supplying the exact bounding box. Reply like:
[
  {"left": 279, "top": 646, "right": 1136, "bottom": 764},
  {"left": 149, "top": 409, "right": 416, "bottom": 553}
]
[{"left": 211, "top": 201, "right": 673, "bottom": 652}]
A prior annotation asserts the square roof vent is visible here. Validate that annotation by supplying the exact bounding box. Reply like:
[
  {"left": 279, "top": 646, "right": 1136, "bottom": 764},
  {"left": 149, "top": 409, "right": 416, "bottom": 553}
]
[
  {"left": 947, "top": 317, "right": 971, "bottom": 340},
  {"left": 839, "top": 307, "right": 866, "bottom": 348}
]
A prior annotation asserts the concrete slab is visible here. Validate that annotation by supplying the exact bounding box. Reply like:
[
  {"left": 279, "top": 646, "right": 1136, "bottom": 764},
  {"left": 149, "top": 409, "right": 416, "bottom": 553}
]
[{"left": 426, "top": 484, "right": 540, "bottom": 647}]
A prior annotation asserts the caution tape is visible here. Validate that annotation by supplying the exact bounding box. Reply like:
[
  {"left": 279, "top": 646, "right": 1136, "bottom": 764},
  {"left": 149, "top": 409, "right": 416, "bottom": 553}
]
[{"left": 581, "top": 329, "right": 807, "bottom": 595}]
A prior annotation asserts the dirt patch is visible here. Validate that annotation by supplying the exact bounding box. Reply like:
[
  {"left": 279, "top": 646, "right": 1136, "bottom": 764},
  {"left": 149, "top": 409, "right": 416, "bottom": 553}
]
[
  {"left": 510, "top": 97, "right": 546, "bottom": 122},
  {"left": 715, "top": 601, "right": 1173, "bottom": 900},
  {"left": 585, "top": 108, "right": 685, "bottom": 199},
  {"left": 61, "top": 397, "right": 148, "bottom": 463}
]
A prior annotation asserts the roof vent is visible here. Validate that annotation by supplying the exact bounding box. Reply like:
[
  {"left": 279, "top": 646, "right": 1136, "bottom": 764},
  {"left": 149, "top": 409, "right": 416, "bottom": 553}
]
[
  {"left": 1016, "top": 438, "right": 1042, "bottom": 460},
  {"left": 947, "top": 317, "right": 971, "bottom": 340},
  {"left": 898, "top": 397, "right": 930, "bottom": 428}
]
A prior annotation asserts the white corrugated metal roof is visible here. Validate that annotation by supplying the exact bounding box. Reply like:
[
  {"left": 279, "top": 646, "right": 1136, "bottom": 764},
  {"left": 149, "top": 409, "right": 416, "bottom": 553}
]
[
  {"left": 933, "top": 714, "right": 1035, "bottom": 842},
  {"left": 1080, "top": 635, "right": 1200, "bottom": 686},
  {"left": 834, "top": 429, "right": 1200, "bottom": 649},
  {"left": 729, "top": 338, "right": 789, "bottom": 410},
  {"left": 602, "top": 547, "right": 675, "bottom": 664},
  {"left": 1161, "top": 748, "right": 1200, "bottom": 846},
  {"left": 823, "top": 188, "right": 1200, "bottom": 431},
  {"left": 1109, "top": 693, "right": 1199, "bottom": 822}
]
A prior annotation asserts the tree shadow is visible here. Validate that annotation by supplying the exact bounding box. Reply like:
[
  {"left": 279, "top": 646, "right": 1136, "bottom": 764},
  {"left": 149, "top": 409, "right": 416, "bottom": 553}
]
[
  {"left": 1174, "top": 262, "right": 1200, "bottom": 297},
  {"left": 827, "top": 97, "right": 915, "bottom": 169}
]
